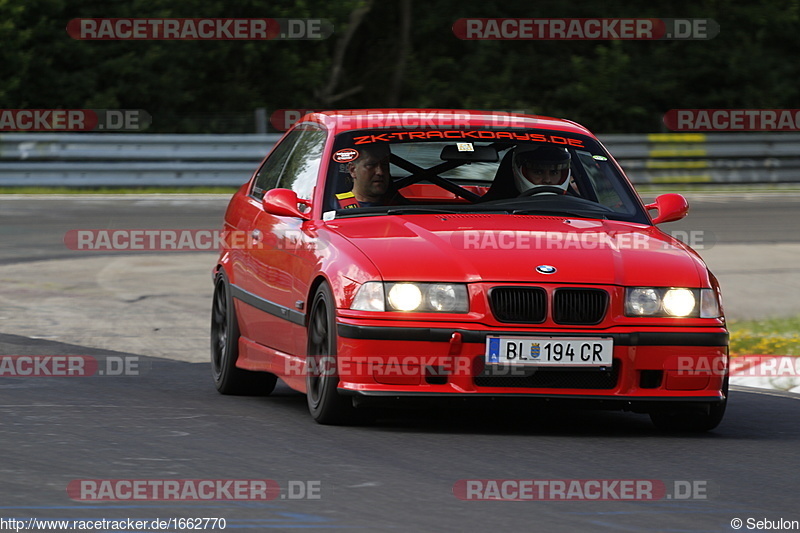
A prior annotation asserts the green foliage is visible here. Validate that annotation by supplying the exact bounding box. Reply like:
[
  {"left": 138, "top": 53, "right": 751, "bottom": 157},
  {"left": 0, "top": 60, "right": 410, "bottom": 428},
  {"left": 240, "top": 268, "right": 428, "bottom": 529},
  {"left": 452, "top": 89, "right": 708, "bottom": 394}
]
[
  {"left": 1, "top": 0, "right": 798, "bottom": 132},
  {"left": 729, "top": 315, "right": 800, "bottom": 356}
]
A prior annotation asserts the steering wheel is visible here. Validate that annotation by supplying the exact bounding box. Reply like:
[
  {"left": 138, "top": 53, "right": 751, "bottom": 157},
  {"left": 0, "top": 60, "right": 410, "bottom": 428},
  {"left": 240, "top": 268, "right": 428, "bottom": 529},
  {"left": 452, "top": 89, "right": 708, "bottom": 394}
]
[{"left": 519, "top": 186, "right": 565, "bottom": 196}]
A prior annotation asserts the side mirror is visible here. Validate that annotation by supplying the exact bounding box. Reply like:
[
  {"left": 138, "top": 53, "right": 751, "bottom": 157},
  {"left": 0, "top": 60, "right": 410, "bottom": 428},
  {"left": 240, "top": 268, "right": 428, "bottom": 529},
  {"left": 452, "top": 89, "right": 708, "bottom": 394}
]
[
  {"left": 262, "top": 188, "right": 311, "bottom": 220},
  {"left": 645, "top": 193, "right": 689, "bottom": 224}
]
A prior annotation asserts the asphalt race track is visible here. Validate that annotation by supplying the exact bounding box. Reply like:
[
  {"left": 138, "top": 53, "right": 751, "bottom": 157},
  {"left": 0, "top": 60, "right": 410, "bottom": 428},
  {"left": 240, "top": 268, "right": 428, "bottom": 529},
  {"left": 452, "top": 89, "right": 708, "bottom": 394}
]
[{"left": 1, "top": 193, "right": 800, "bottom": 532}]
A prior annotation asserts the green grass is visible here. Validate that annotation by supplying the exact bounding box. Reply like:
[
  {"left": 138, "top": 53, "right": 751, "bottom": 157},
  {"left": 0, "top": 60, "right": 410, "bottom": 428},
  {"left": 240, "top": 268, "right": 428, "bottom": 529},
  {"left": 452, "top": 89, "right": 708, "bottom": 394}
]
[
  {"left": 0, "top": 187, "right": 239, "bottom": 195},
  {"left": 729, "top": 315, "right": 800, "bottom": 356}
]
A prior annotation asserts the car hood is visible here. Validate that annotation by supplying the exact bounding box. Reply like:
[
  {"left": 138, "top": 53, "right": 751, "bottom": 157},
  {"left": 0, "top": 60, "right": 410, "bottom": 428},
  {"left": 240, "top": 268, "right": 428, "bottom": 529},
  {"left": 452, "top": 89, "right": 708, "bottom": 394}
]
[{"left": 326, "top": 214, "right": 709, "bottom": 287}]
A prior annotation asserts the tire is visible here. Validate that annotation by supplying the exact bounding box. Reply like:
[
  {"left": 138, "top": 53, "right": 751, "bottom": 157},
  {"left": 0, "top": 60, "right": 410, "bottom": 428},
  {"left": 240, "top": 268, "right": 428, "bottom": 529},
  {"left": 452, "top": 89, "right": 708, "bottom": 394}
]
[
  {"left": 211, "top": 272, "right": 277, "bottom": 396},
  {"left": 305, "top": 283, "right": 360, "bottom": 424},
  {"left": 649, "top": 377, "right": 728, "bottom": 432}
]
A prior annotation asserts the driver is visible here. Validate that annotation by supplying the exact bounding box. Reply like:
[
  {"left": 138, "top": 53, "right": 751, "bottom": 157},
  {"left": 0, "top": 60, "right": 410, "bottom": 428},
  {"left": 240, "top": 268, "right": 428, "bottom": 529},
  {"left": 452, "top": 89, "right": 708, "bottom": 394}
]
[
  {"left": 336, "top": 144, "right": 407, "bottom": 208},
  {"left": 512, "top": 144, "right": 572, "bottom": 195}
]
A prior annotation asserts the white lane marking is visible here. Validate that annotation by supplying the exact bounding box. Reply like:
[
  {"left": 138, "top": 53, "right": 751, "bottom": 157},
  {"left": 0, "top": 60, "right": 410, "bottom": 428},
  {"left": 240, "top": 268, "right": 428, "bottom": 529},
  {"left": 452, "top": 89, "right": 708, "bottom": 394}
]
[{"left": 731, "top": 385, "right": 800, "bottom": 400}]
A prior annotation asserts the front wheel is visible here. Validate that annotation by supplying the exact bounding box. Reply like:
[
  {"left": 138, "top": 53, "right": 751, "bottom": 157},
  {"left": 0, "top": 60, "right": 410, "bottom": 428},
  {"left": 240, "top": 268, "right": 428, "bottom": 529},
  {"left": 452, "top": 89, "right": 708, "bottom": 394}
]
[
  {"left": 649, "top": 378, "right": 728, "bottom": 432},
  {"left": 211, "top": 272, "right": 277, "bottom": 396},
  {"left": 306, "top": 283, "right": 361, "bottom": 424}
]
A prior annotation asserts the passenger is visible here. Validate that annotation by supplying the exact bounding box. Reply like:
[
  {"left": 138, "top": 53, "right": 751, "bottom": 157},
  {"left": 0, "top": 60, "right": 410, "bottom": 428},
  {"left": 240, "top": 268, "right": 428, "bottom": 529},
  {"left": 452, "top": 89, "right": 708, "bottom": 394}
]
[{"left": 336, "top": 144, "right": 407, "bottom": 208}]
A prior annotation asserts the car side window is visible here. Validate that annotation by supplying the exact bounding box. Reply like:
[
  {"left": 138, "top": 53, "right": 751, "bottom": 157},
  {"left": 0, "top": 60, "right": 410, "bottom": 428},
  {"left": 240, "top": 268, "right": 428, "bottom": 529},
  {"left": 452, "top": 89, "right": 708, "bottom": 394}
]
[
  {"left": 251, "top": 130, "right": 302, "bottom": 200},
  {"left": 575, "top": 150, "right": 636, "bottom": 214},
  {"left": 275, "top": 128, "right": 326, "bottom": 200}
]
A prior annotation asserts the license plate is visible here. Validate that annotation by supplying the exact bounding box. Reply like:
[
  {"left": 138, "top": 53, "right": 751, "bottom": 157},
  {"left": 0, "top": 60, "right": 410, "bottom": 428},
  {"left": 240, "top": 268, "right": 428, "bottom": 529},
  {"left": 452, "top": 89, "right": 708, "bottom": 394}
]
[{"left": 485, "top": 336, "right": 613, "bottom": 367}]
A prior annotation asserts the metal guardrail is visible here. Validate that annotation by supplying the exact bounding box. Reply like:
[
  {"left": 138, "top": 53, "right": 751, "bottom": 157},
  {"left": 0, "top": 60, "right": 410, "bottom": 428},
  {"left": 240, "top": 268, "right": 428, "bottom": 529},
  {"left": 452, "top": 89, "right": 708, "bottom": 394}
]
[
  {"left": 601, "top": 133, "right": 800, "bottom": 184},
  {"left": 0, "top": 134, "right": 281, "bottom": 187},
  {"left": 1, "top": 132, "right": 798, "bottom": 186}
]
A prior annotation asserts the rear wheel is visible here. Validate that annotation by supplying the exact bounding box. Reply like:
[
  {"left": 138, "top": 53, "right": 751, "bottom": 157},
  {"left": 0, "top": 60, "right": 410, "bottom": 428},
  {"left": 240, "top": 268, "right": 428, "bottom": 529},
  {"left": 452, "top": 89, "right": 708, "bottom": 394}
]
[
  {"left": 649, "top": 377, "right": 728, "bottom": 432},
  {"left": 306, "top": 283, "right": 361, "bottom": 424},
  {"left": 211, "top": 272, "right": 277, "bottom": 396}
]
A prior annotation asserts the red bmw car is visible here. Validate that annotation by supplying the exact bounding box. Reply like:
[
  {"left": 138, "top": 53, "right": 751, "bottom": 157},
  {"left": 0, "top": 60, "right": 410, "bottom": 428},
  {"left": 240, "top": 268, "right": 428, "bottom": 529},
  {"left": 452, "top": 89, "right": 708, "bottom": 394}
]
[{"left": 211, "top": 109, "right": 728, "bottom": 431}]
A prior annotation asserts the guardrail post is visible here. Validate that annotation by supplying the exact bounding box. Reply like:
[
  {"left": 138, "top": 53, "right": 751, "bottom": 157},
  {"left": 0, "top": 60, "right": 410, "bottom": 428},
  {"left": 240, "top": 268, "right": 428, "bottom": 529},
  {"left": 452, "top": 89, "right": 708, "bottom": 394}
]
[{"left": 254, "top": 108, "right": 268, "bottom": 134}]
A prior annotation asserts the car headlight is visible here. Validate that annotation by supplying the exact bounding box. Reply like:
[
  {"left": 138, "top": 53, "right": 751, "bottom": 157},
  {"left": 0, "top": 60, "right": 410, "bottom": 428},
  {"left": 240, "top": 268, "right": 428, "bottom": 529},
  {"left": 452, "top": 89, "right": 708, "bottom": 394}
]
[
  {"left": 351, "top": 281, "right": 385, "bottom": 312},
  {"left": 387, "top": 283, "right": 423, "bottom": 311},
  {"left": 428, "top": 283, "right": 461, "bottom": 311},
  {"left": 626, "top": 288, "right": 661, "bottom": 316},
  {"left": 662, "top": 288, "right": 696, "bottom": 316},
  {"left": 351, "top": 282, "right": 469, "bottom": 313},
  {"left": 625, "top": 288, "right": 721, "bottom": 318},
  {"left": 700, "top": 288, "right": 722, "bottom": 318}
]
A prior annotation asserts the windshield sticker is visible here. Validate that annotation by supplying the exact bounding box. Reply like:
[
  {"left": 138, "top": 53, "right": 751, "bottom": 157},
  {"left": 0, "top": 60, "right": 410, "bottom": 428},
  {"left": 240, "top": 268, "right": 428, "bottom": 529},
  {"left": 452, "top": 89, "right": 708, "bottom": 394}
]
[
  {"left": 322, "top": 210, "right": 336, "bottom": 221},
  {"left": 333, "top": 148, "right": 359, "bottom": 163},
  {"left": 352, "top": 131, "right": 585, "bottom": 147},
  {"left": 593, "top": 155, "right": 608, "bottom": 161},
  {"left": 457, "top": 142, "right": 474, "bottom": 152}
]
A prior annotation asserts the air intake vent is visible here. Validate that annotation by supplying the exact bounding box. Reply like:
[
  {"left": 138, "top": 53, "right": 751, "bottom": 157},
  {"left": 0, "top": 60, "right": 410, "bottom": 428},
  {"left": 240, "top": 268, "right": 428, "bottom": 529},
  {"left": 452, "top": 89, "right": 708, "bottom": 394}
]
[
  {"left": 475, "top": 361, "right": 619, "bottom": 389},
  {"left": 489, "top": 287, "right": 547, "bottom": 323},
  {"left": 552, "top": 288, "right": 608, "bottom": 325}
]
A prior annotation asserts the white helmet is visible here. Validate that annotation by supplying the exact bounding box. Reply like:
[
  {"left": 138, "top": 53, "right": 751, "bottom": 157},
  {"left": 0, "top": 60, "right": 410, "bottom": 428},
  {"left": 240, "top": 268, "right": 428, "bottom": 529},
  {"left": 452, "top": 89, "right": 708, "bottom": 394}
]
[{"left": 512, "top": 145, "right": 572, "bottom": 194}]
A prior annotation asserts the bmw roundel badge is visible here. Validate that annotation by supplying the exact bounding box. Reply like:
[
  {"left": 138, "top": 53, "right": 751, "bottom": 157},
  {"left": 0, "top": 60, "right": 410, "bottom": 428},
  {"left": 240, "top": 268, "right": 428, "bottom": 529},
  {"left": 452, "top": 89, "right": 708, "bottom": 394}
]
[{"left": 536, "top": 265, "right": 557, "bottom": 274}]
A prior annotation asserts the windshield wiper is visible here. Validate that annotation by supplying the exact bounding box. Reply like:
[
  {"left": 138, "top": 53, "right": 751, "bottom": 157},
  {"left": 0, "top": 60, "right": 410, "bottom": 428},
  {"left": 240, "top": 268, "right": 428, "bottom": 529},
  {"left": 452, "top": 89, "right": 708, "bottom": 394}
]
[
  {"left": 386, "top": 207, "right": 462, "bottom": 215},
  {"left": 511, "top": 208, "right": 607, "bottom": 219}
]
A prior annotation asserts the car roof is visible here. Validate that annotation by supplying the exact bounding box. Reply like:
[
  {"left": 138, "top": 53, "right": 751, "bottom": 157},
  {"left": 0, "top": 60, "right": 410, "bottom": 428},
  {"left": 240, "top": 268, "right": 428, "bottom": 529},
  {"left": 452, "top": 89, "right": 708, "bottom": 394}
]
[{"left": 297, "top": 108, "right": 595, "bottom": 137}]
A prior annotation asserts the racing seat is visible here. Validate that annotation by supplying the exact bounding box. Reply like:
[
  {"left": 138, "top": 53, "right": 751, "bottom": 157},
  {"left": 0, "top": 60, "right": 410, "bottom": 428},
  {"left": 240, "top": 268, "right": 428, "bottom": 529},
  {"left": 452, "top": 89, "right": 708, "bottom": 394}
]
[
  {"left": 479, "top": 150, "right": 517, "bottom": 202},
  {"left": 324, "top": 164, "right": 353, "bottom": 211},
  {"left": 479, "top": 148, "right": 581, "bottom": 202}
]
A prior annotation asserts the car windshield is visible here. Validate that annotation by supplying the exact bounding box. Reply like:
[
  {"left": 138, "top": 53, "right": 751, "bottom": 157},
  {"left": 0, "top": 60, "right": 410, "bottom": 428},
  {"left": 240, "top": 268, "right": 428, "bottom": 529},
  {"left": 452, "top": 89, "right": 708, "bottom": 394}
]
[{"left": 324, "top": 127, "right": 649, "bottom": 224}]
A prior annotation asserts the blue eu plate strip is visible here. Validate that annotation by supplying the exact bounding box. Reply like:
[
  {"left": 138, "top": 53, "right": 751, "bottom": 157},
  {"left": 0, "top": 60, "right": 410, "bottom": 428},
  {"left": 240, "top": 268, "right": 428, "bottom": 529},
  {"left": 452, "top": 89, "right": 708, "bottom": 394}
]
[{"left": 487, "top": 337, "right": 500, "bottom": 363}]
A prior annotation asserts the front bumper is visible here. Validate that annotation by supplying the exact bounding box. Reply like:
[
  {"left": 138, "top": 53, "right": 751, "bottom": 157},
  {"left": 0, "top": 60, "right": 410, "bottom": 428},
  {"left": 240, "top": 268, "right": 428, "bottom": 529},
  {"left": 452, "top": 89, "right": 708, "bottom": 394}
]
[{"left": 334, "top": 320, "right": 729, "bottom": 404}]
